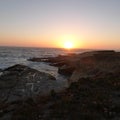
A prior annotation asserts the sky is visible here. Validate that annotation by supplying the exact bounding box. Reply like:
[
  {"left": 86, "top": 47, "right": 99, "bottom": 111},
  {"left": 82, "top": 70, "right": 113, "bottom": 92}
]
[{"left": 0, "top": 0, "right": 120, "bottom": 49}]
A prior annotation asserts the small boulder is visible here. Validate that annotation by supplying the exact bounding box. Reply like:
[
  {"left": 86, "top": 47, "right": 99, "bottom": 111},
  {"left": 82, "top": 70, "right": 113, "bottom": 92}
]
[{"left": 58, "top": 65, "right": 75, "bottom": 76}]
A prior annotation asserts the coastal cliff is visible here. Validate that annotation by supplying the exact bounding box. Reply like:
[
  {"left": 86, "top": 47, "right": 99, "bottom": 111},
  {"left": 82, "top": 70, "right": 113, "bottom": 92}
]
[{"left": 0, "top": 50, "right": 120, "bottom": 120}]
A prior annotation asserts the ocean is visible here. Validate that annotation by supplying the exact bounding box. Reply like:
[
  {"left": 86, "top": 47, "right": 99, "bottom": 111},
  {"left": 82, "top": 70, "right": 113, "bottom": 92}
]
[
  {"left": 0, "top": 46, "right": 89, "bottom": 91},
  {"left": 0, "top": 46, "right": 88, "bottom": 71}
]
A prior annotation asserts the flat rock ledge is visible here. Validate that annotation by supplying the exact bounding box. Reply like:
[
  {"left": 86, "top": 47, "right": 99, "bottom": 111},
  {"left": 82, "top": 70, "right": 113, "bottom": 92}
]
[{"left": 0, "top": 64, "right": 56, "bottom": 103}]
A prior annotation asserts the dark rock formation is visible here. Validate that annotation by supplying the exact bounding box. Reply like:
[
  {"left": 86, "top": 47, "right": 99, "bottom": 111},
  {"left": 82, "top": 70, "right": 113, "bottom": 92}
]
[
  {"left": 69, "top": 50, "right": 120, "bottom": 83},
  {"left": 28, "top": 50, "right": 120, "bottom": 81},
  {"left": 0, "top": 64, "right": 58, "bottom": 119},
  {"left": 28, "top": 53, "right": 78, "bottom": 76},
  {"left": 0, "top": 64, "right": 56, "bottom": 102},
  {"left": 49, "top": 61, "right": 66, "bottom": 67},
  {"left": 1, "top": 50, "right": 120, "bottom": 120},
  {"left": 0, "top": 69, "right": 2, "bottom": 77},
  {"left": 58, "top": 65, "right": 75, "bottom": 76},
  {"left": 28, "top": 53, "right": 77, "bottom": 64},
  {"left": 10, "top": 68, "right": 120, "bottom": 120}
]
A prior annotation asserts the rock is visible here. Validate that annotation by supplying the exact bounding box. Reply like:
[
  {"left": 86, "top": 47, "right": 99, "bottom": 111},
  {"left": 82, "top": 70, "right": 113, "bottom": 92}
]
[
  {"left": 28, "top": 53, "right": 78, "bottom": 64},
  {"left": 0, "top": 72, "right": 3, "bottom": 76},
  {"left": 28, "top": 57, "right": 50, "bottom": 62},
  {"left": 58, "top": 65, "right": 75, "bottom": 76},
  {"left": 0, "top": 64, "right": 56, "bottom": 103},
  {"left": 0, "top": 69, "right": 3, "bottom": 76},
  {"left": 69, "top": 51, "right": 120, "bottom": 84},
  {"left": 49, "top": 61, "right": 66, "bottom": 67},
  {"left": 1, "top": 51, "right": 120, "bottom": 120},
  {"left": 28, "top": 50, "right": 120, "bottom": 83}
]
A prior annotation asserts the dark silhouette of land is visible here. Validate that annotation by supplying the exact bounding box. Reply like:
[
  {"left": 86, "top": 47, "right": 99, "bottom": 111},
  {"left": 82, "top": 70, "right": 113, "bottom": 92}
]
[{"left": 0, "top": 50, "right": 120, "bottom": 120}]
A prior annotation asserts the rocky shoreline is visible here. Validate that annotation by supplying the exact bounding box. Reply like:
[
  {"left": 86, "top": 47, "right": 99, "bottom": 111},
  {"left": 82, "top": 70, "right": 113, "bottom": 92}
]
[{"left": 0, "top": 50, "right": 120, "bottom": 120}]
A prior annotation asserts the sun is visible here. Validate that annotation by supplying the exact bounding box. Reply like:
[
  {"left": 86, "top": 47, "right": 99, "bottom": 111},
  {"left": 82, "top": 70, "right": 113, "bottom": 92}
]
[
  {"left": 58, "top": 35, "right": 80, "bottom": 49},
  {"left": 64, "top": 41, "right": 73, "bottom": 49}
]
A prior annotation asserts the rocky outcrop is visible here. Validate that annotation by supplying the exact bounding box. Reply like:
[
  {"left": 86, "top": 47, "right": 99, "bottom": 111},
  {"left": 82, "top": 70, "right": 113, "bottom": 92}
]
[
  {"left": 28, "top": 50, "right": 120, "bottom": 82},
  {"left": 0, "top": 69, "right": 3, "bottom": 76},
  {"left": 58, "top": 65, "right": 75, "bottom": 76},
  {"left": 10, "top": 68, "right": 120, "bottom": 120},
  {"left": 28, "top": 53, "right": 77, "bottom": 64},
  {"left": 0, "top": 64, "right": 57, "bottom": 119},
  {"left": 0, "top": 64, "right": 56, "bottom": 103},
  {"left": 69, "top": 50, "right": 120, "bottom": 83},
  {"left": 1, "top": 50, "right": 120, "bottom": 120},
  {"left": 28, "top": 53, "right": 78, "bottom": 76}
]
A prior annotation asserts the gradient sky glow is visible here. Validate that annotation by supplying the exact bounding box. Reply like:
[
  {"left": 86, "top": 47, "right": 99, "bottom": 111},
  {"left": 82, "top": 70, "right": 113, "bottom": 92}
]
[{"left": 0, "top": 0, "right": 120, "bottom": 49}]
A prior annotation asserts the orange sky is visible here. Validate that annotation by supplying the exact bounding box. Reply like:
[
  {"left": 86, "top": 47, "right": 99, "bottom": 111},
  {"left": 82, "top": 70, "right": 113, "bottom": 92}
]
[
  {"left": 0, "top": 36, "right": 119, "bottom": 50},
  {"left": 0, "top": 0, "right": 120, "bottom": 50}
]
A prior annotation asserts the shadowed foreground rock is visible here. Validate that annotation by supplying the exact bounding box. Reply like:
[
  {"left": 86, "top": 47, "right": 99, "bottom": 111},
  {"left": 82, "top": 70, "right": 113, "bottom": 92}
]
[
  {"left": 10, "top": 50, "right": 120, "bottom": 120},
  {"left": 0, "top": 64, "right": 57, "bottom": 120},
  {"left": 1, "top": 51, "right": 120, "bottom": 120},
  {"left": 58, "top": 65, "right": 75, "bottom": 76},
  {"left": 0, "top": 64, "right": 56, "bottom": 103},
  {"left": 11, "top": 70, "right": 120, "bottom": 120}
]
